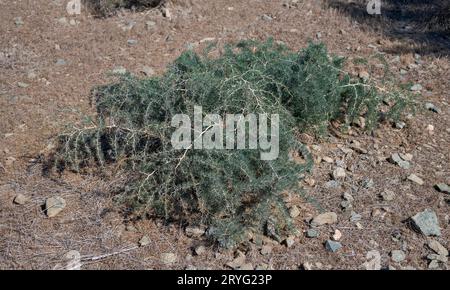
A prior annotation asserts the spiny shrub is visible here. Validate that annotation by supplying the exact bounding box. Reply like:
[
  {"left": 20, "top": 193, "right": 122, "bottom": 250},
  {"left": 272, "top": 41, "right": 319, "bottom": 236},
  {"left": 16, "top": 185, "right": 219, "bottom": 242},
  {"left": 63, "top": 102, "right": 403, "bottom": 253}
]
[{"left": 55, "top": 39, "right": 408, "bottom": 247}]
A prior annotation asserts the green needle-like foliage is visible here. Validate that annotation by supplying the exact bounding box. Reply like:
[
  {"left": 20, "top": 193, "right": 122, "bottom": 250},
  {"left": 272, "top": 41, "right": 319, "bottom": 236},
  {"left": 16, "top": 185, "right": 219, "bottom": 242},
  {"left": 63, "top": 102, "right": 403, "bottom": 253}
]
[{"left": 55, "top": 39, "right": 409, "bottom": 247}]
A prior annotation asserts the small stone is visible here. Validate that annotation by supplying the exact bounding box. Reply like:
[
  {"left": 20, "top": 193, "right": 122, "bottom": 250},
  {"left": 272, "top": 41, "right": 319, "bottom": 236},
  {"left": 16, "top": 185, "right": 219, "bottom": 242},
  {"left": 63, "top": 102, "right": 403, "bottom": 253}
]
[
  {"left": 260, "top": 245, "right": 272, "bottom": 255},
  {"left": 381, "top": 190, "right": 396, "bottom": 201},
  {"left": 332, "top": 167, "right": 346, "bottom": 180},
  {"left": 146, "top": 21, "right": 156, "bottom": 30},
  {"left": 428, "top": 259, "right": 440, "bottom": 269},
  {"left": 358, "top": 71, "right": 370, "bottom": 81},
  {"left": 302, "top": 262, "right": 313, "bottom": 270},
  {"left": 316, "top": 32, "right": 322, "bottom": 39},
  {"left": 411, "top": 209, "right": 441, "bottom": 236},
  {"left": 427, "top": 239, "right": 448, "bottom": 257},
  {"left": 240, "top": 263, "right": 254, "bottom": 270},
  {"left": 139, "top": 235, "right": 151, "bottom": 246},
  {"left": 410, "top": 84, "right": 422, "bottom": 91},
  {"left": 324, "top": 180, "right": 341, "bottom": 189},
  {"left": 390, "top": 153, "right": 410, "bottom": 169},
  {"left": 289, "top": 205, "right": 300, "bottom": 218},
  {"left": 185, "top": 226, "right": 205, "bottom": 238},
  {"left": 162, "top": 7, "right": 172, "bottom": 19},
  {"left": 255, "top": 263, "right": 269, "bottom": 270},
  {"left": 112, "top": 66, "right": 127, "bottom": 75},
  {"left": 350, "top": 211, "right": 362, "bottom": 222},
  {"left": 69, "top": 19, "right": 77, "bottom": 26},
  {"left": 194, "top": 245, "right": 206, "bottom": 256},
  {"left": 399, "top": 153, "right": 413, "bottom": 161},
  {"left": 343, "top": 192, "right": 354, "bottom": 202},
  {"left": 425, "top": 102, "right": 440, "bottom": 113},
  {"left": 322, "top": 156, "right": 333, "bottom": 163},
  {"left": 17, "top": 82, "right": 29, "bottom": 88},
  {"left": 262, "top": 14, "right": 273, "bottom": 21},
  {"left": 325, "top": 240, "right": 342, "bottom": 252},
  {"left": 58, "top": 17, "right": 68, "bottom": 25},
  {"left": 45, "top": 196, "right": 66, "bottom": 217},
  {"left": 306, "top": 229, "right": 318, "bottom": 238},
  {"left": 427, "top": 254, "right": 448, "bottom": 263},
  {"left": 332, "top": 229, "right": 342, "bottom": 241},
  {"left": 304, "top": 177, "right": 316, "bottom": 186},
  {"left": 311, "top": 212, "right": 338, "bottom": 227},
  {"left": 160, "top": 253, "right": 177, "bottom": 265},
  {"left": 340, "top": 200, "right": 352, "bottom": 211},
  {"left": 27, "top": 71, "right": 37, "bottom": 79},
  {"left": 407, "top": 174, "right": 424, "bottom": 185},
  {"left": 390, "top": 250, "right": 406, "bottom": 262},
  {"left": 14, "top": 17, "right": 24, "bottom": 26},
  {"left": 435, "top": 183, "right": 450, "bottom": 194},
  {"left": 126, "top": 224, "right": 137, "bottom": 232},
  {"left": 13, "top": 193, "right": 28, "bottom": 205},
  {"left": 362, "top": 250, "right": 381, "bottom": 270},
  {"left": 56, "top": 59, "right": 66, "bottom": 66},
  {"left": 127, "top": 39, "right": 138, "bottom": 46},
  {"left": 426, "top": 124, "right": 434, "bottom": 132},
  {"left": 395, "top": 121, "right": 406, "bottom": 129},
  {"left": 284, "top": 236, "right": 295, "bottom": 248}
]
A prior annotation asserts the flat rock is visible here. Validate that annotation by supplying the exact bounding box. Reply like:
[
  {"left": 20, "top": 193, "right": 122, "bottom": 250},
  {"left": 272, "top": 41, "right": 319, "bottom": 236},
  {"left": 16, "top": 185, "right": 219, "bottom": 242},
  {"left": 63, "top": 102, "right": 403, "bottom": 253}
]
[
  {"left": 407, "top": 174, "right": 424, "bottom": 185},
  {"left": 325, "top": 240, "right": 342, "bottom": 253},
  {"left": 390, "top": 153, "right": 410, "bottom": 169},
  {"left": 13, "top": 193, "right": 28, "bottom": 205},
  {"left": 410, "top": 84, "right": 422, "bottom": 91},
  {"left": 411, "top": 209, "right": 441, "bottom": 236},
  {"left": 45, "top": 196, "right": 66, "bottom": 217},
  {"left": 311, "top": 212, "right": 337, "bottom": 227},
  {"left": 427, "top": 239, "right": 448, "bottom": 257}
]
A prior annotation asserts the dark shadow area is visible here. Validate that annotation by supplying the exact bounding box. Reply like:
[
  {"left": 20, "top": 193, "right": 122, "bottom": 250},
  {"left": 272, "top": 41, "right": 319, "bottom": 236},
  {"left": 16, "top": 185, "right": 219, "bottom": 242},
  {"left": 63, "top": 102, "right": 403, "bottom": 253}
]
[
  {"left": 324, "top": 0, "right": 450, "bottom": 56},
  {"left": 83, "top": 0, "right": 165, "bottom": 17}
]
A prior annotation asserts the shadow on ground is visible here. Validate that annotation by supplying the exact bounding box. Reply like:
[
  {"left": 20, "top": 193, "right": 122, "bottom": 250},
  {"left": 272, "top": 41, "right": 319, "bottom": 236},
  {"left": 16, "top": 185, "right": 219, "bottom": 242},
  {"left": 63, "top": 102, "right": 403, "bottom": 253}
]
[{"left": 324, "top": 0, "right": 450, "bottom": 56}]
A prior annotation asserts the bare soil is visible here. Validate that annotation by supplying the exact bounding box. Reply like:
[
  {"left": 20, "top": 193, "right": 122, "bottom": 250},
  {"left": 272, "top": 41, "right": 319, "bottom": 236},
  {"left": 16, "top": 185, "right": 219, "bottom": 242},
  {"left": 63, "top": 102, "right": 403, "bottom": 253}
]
[{"left": 0, "top": 0, "right": 449, "bottom": 269}]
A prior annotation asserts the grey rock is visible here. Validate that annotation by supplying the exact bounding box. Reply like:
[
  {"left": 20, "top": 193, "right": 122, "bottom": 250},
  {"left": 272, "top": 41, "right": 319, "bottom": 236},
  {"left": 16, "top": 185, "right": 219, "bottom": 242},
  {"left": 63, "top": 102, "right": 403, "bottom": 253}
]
[
  {"left": 56, "top": 59, "right": 66, "bottom": 66},
  {"left": 411, "top": 209, "right": 441, "bottom": 236},
  {"left": 17, "top": 82, "right": 29, "bottom": 88},
  {"left": 410, "top": 84, "right": 422, "bottom": 91},
  {"left": 45, "top": 196, "right": 66, "bottom": 217},
  {"left": 306, "top": 229, "right": 318, "bottom": 238},
  {"left": 428, "top": 259, "right": 440, "bottom": 269},
  {"left": 261, "top": 14, "right": 273, "bottom": 21},
  {"left": 325, "top": 180, "right": 340, "bottom": 189},
  {"left": 395, "top": 121, "right": 406, "bottom": 129},
  {"left": 391, "top": 250, "right": 406, "bottom": 262},
  {"left": 127, "top": 39, "right": 138, "bottom": 46},
  {"left": 332, "top": 167, "right": 346, "bottom": 180},
  {"left": 425, "top": 102, "right": 440, "bottom": 114},
  {"left": 14, "top": 17, "right": 24, "bottom": 26},
  {"left": 325, "top": 240, "right": 342, "bottom": 252},
  {"left": 435, "top": 183, "right": 450, "bottom": 194},
  {"left": 289, "top": 205, "right": 300, "bottom": 218},
  {"left": 260, "top": 245, "right": 272, "bottom": 255},
  {"left": 350, "top": 211, "right": 362, "bottom": 222},
  {"left": 427, "top": 254, "right": 448, "bottom": 263},
  {"left": 390, "top": 153, "right": 410, "bottom": 169}
]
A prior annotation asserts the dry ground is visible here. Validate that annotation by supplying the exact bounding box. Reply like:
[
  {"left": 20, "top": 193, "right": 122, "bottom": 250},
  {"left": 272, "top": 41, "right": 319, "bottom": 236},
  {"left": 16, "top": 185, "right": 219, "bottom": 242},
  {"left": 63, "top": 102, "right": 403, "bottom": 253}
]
[{"left": 0, "top": 0, "right": 449, "bottom": 269}]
